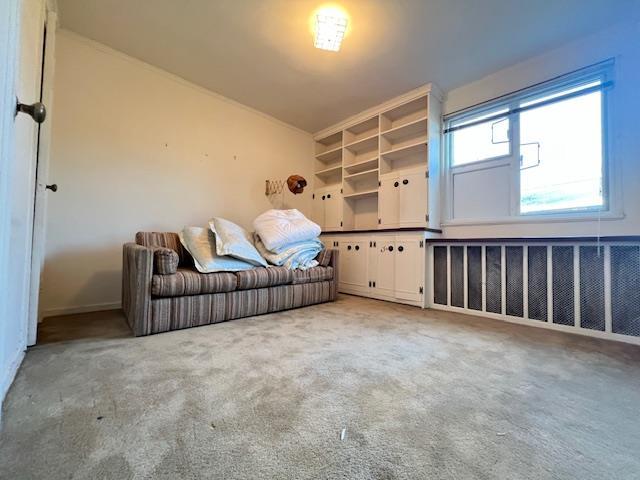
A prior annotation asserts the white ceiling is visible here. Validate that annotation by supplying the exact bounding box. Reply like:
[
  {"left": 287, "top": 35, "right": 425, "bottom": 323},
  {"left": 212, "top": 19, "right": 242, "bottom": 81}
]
[{"left": 57, "top": 0, "right": 638, "bottom": 132}]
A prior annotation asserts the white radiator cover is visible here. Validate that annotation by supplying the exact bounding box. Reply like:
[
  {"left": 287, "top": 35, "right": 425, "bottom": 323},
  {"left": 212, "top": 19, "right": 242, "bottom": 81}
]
[{"left": 428, "top": 242, "right": 640, "bottom": 345}]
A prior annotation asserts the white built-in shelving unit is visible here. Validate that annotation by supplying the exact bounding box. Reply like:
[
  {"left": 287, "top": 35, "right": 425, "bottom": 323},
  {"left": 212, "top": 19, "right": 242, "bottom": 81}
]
[{"left": 312, "top": 84, "right": 442, "bottom": 232}]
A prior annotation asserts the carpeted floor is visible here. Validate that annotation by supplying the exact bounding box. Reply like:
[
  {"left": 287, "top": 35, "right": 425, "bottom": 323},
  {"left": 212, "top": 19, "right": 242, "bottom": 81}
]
[{"left": 1, "top": 295, "right": 640, "bottom": 479}]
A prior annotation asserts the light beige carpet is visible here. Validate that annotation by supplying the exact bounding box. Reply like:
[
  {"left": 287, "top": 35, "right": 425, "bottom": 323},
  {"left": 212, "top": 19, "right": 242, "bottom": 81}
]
[{"left": 1, "top": 295, "right": 639, "bottom": 479}]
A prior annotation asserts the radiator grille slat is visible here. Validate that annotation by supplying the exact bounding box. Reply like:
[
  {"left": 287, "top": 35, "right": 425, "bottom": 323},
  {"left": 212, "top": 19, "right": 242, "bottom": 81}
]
[
  {"left": 467, "top": 247, "right": 482, "bottom": 311},
  {"left": 552, "top": 246, "right": 574, "bottom": 326},
  {"left": 485, "top": 246, "right": 502, "bottom": 314},
  {"left": 506, "top": 247, "right": 524, "bottom": 317},
  {"left": 433, "top": 246, "right": 448, "bottom": 305},
  {"left": 450, "top": 246, "right": 464, "bottom": 308},
  {"left": 528, "top": 246, "right": 547, "bottom": 321},
  {"left": 611, "top": 246, "right": 640, "bottom": 336},
  {"left": 580, "top": 246, "right": 605, "bottom": 331}
]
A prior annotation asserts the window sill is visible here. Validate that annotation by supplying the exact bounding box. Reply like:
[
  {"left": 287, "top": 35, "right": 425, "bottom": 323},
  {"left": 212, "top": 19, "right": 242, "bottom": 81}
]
[{"left": 442, "top": 210, "right": 626, "bottom": 227}]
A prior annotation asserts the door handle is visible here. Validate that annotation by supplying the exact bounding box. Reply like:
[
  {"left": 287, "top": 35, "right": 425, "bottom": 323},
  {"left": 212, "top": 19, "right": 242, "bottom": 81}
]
[
  {"left": 16, "top": 99, "right": 46, "bottom": 123},
  {"left": 45, "top": 184, "right": 58, "bottom": 192}
]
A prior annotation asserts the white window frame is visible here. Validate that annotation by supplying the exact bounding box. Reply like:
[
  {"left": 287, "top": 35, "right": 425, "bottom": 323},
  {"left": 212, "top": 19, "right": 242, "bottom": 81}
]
[{"left": 442, "top": 60, "right": 621, "bottom": 226}]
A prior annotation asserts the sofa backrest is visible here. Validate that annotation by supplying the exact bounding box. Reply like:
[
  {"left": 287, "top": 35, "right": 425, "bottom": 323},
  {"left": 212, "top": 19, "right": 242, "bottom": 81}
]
[{"left": 135, "top": 232, "right": 191, "bottom": 266}]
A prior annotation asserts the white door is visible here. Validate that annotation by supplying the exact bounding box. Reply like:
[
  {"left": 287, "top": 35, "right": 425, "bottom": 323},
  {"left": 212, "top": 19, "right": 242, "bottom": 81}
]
[
  {"left": 378, "top": 176, "right": 398, "bottom": 228},
  {"left": 339, "top": 239, "right": 368, "bottom": 292},
  {"left": 373, "top": 237, "right": 395, "bottom": 298},
  {"left": 323, "top": 186, "right": 342, "bottom": 230},
  {"left": 312, "top": 191, "right": 324, "bottom": 228},
  {"left": 9, "top": 0, "right": 46, "bottom": 353},
  {"left": 394, "top": 237, "right": 423, "bottom": 302},
  {"left": 398, "top": 170, "right": 428, "bottom": 226}
]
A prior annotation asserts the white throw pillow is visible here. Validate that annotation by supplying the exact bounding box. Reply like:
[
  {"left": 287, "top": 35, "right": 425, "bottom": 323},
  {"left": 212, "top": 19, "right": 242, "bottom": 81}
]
[
  {"left": 179, "top": 227, "right": 255, "bottom": 273},
  {"left": 209, "top": 217, "right": 268, "bottom": 267}
]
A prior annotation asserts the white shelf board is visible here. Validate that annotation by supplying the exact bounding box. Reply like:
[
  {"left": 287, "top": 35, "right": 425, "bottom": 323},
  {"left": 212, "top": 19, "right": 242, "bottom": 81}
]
[
  {"left": 315, "top": 146, "right": 342, "bottom": 162},
  {"left": 344, "top": 133, "right": 378, "bottom": 153},
  {"left": 344, "top": 168, "right": 379, "bottom": 181},
  {"left": 343, "top": 188, "right": 379, "bottom": 200},
  {"left": 381, "top": 141, "right": 427, "bottom": 161},
  {"left": 343, "top": 156, "right": 378, "bottom": 174},
  {"left": 381, "top": 116, "right": 427, "bottom": 141},
  {"left": 315, "top": 164, "right": 342, "bottom": 176}
]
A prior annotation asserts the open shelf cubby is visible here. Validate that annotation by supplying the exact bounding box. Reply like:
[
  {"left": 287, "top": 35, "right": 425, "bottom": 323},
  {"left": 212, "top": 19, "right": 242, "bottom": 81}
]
[
  {"left": 343, "top": 116, "right": 379, "bottom": 146},
  {"left": 380, "top": 96, "right": 428, "bottom": 132},
  {"left": 342, "top": 193, "right": 378, "bottom": 230},
  {"left": 344, "top": 156, "right": 378, "bottom": 175}
]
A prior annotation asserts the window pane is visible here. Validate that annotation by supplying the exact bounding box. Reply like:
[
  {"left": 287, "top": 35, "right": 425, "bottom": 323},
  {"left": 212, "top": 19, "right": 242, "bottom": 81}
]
[
  {"left": 450, "top": 110, "right": 510, "bottom": 166},
  {"left": 520, "top": 90, "right": 603, "bottom": 213}
]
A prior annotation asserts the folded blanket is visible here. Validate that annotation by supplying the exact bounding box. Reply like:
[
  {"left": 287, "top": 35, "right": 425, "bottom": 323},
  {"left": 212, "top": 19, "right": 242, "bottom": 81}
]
[
  {"left": 255, "top": 235, "right": 323, "bottom": 270},
  {"left": 253, "top": 209, "right": 321, "bottom": 252}
]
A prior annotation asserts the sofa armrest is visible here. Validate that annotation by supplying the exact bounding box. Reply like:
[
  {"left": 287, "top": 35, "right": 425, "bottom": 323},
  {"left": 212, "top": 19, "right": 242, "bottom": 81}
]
[
  {"left": 122, "top": 242, "right": 154, "bottom": 336},
  {"left": 328, "top": 248, "right": 339, "bottom": 300}
]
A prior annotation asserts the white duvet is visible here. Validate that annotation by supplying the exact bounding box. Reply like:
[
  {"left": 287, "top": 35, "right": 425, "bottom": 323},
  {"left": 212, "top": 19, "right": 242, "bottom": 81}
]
[{"left": 253, "top": 209, "right": 321, "bottom": 252}]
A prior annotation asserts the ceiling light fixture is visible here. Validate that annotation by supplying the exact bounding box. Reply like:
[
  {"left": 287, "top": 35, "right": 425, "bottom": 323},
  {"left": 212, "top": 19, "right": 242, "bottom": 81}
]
[{"left": 314, "top": 7, "right": 348, "bottom": 52}]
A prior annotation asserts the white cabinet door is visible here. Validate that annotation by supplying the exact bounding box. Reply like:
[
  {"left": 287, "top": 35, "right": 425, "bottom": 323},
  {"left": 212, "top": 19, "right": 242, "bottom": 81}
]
[
  {"left": 339, "top": 238, "right": 368, "bottom": 292},
  {"left": 378, "top": 177, "right": 399, "bottom": 228},
  {"left": 373, "top": 237, "right": 395, "bottom": 298},
  {"left": 398, "top": 171, "right": 428, "bottom": 226},
  {"left": 324, "top": 187, "right": 342, "bottom": 230},
  {"left": 312, "top": 191, "right": 324, "bottom": 227},
  {"left": 394, "top": 237, "right": 423, "bottom": 302}
]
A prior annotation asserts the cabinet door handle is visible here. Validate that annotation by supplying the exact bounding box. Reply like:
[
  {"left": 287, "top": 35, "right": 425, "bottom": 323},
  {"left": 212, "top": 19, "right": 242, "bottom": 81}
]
[
  {"left": 388, "top": 245, "right": 394, "bottom": 252},
  {"left": 394, "top": 181, "right": 399, "bottom": 187},
  {"left": 327, "top": 194, "right": 331, "bottom": 199},
  {"left": 398, "top": 245, "right": 404, "bottom": 252},
  {"left": 347, "top": 245, "right": 352, "bottom": 250},
  {"left": 403, "top": 179, "right": 409, "bottom": 185},
  {"left": 322, "top": 195, "right": 326, "bottom": 200},
  {"left": 355, "top": 245, "right": 359, "bottom": 251}
]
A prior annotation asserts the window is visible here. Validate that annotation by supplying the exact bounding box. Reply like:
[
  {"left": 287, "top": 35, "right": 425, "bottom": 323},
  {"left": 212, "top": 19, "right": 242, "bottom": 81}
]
[{"left": 444, "top": 61, "right": 613, "bottom": 222}]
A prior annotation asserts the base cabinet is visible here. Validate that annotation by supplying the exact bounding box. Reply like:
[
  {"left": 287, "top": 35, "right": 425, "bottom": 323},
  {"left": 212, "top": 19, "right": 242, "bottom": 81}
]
[{"left": 326, "top": 232, "right": 426, "bottom": 307}]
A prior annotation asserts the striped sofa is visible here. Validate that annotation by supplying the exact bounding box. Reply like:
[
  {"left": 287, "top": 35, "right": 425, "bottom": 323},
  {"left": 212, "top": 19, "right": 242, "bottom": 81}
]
[{"left": 122, "top": 232, "right": 339, "bottom": 336}]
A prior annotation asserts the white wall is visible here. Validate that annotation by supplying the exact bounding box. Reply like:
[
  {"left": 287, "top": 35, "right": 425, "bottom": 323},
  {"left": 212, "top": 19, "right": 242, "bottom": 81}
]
[
  {"left": 41, "top": 30, "right": 314, "bottom": 317},
  {"left": 442, "top": 19, "right": 640, "bottom": 238}
]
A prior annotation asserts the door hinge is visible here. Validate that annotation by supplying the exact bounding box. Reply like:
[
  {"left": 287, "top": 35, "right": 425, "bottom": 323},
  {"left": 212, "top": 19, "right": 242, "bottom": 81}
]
[
  {"left": 378, "top": 181, "right": 381, "bottom": 187},
  {"left": 419, "top": 286, "right": 424, "bottom": 294},
  {"left": 425, "top": 214, "right": 429, "bottom": 222},
  {"left": 340, "top": 188, "right": 343, "bottom": 194},
  {"left": 425, "top": 171, "right": 429, "bottom": 178},
  {"left": 378, "top": 218, "right": 381, "bottom": 224},
  {"left": 312, "top": 193, "right": 315, "bottom": 199},
  {"left": 419, "top": 240, "right": 424, "bottom": 248},
  {"left": 340, "top": 221, "right": 343, "bottom": 227}
]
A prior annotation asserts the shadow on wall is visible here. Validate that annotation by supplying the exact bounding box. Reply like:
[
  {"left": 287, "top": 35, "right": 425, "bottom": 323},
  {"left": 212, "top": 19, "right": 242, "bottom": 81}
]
[{"left": 41, "top": 246, "right": 124, "bottom": 317}]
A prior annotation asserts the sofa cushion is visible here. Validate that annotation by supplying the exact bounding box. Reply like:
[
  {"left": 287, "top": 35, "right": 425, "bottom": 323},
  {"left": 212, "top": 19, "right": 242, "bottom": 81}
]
[
  {"left": 153, "top": 248, "right": 179, "bottom": 275},
  {"left": 136, "top": 231, "right": 191, "bottom": 267},
  {"left": 151, "top": 268, "right": 237, "bottom": 297},
  {"left": 291, "top": 266, "right": 334, "bottom": 285},
  {"left": 235, "top": 266, "right": 293, "bottom": 290}
]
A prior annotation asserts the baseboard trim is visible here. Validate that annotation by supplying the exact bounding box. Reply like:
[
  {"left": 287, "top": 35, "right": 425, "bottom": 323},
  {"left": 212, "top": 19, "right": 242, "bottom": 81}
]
[
  {"left": 1, "top": 348, "right": 25, "bottom": 426},
  {"left": 41, "top": 302, "right": 122, "bottom": 319}
]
